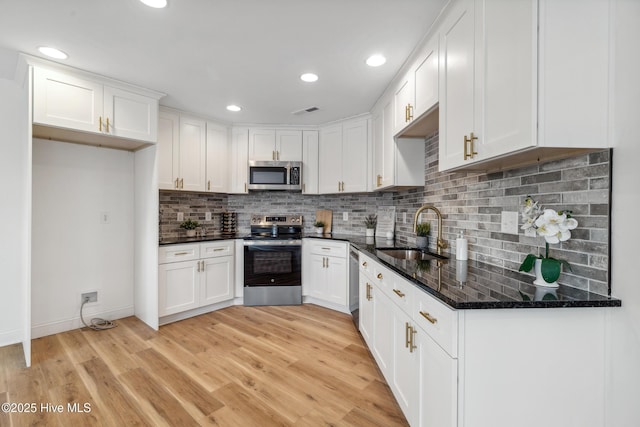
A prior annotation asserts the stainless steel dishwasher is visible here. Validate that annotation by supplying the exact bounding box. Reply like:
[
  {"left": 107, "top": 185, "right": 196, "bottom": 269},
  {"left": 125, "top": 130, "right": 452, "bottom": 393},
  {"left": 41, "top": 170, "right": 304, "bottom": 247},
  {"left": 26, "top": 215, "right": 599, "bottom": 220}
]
[{"left": 349, "top": 245, "right": 360, "bottom": 328}]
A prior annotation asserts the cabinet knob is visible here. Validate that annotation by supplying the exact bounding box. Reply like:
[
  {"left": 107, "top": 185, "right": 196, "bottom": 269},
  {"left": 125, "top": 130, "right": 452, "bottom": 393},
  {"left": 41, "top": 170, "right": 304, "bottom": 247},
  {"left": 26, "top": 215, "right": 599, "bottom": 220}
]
[
  {"left": 362, "top": 261, "right": 367, "bottom": 267},
  {"left": 377, "top": 273, "right": 383, "bottom": 279}
]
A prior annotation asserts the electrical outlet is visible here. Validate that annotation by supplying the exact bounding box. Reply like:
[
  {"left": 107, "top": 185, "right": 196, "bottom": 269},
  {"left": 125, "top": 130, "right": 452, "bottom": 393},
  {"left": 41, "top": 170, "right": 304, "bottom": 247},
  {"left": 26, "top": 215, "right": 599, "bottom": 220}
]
[
  {"left": 501, "top": 211, "right": 519, "bottom": 235},
  {"left": 81, "top": 291, "right": 98, "bottom": 304},
  {"left": 343, "top": 212, "right": 348, "bottom": 221},
  {"left": 205, "top": 212, "right": 212, "bottom": 221},
  {"left": 177, "top": 212, "right": 184, "bottom": 221}
]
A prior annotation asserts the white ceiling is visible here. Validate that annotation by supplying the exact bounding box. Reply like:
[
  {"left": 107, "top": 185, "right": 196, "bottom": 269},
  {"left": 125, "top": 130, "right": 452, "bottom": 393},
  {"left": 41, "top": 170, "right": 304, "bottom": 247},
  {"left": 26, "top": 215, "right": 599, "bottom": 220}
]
[{"left": 0, "top": 0, "right": 447, "bottom": 125}]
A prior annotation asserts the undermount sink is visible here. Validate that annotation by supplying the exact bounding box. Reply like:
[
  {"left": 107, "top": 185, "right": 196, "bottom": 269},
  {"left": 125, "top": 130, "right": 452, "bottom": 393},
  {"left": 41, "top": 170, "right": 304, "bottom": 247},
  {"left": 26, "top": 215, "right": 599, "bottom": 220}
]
[{"left": 376, "top": 248, "right": 448, "bottom": 261}]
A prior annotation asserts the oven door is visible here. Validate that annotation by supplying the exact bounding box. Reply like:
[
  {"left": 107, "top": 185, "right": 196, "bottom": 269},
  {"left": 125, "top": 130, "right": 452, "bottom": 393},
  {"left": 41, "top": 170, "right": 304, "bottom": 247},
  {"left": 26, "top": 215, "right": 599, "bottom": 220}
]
[{"left": 243, "top": 242, "right": 301, "bottom": 287}]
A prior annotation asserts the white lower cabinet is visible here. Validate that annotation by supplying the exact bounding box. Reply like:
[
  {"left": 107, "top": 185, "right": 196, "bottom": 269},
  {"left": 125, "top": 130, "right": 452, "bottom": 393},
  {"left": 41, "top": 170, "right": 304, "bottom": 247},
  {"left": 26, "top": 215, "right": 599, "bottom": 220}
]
[
  {"left": 302, "top": 239, "right": 349, "bottom": 313},
  {"left": 359, "top": 251, "right": 608, "bottom": 427},
  {"left": 159, "top": 241, "right": 234, "bottom": 318}
]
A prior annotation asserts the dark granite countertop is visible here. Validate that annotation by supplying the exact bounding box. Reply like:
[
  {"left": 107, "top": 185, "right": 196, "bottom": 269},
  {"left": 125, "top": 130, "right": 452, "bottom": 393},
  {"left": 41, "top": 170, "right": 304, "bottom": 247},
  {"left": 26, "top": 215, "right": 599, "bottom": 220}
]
[
  {"left": 306, "top": 233, "right": 622, "bottom": 310},
  {"left": 159, "top": 232, "right": 620, "bottom": 309},
  {"left": 159, "top": 233, "right": 241, "bottom": 246}
]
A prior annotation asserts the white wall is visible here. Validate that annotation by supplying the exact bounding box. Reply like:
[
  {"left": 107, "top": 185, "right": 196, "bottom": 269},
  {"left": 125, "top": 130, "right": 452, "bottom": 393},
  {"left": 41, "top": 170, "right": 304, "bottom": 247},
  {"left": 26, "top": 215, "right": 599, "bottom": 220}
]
[
  {"left": 606, "top": 1, "right": 640, "bottom": 426},
  {"left": 0, "top": 75, "right": 29, "bottom": 348},
  {"left": 31, "top": 139, "right": 135, "bottom": 338}
]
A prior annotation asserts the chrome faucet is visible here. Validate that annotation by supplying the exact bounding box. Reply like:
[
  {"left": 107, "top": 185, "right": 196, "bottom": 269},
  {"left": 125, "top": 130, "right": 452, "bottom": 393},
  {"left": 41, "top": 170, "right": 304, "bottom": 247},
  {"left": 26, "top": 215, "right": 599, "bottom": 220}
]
[{"left": 413, "top": 205, "right": 448, "bottom": 255}]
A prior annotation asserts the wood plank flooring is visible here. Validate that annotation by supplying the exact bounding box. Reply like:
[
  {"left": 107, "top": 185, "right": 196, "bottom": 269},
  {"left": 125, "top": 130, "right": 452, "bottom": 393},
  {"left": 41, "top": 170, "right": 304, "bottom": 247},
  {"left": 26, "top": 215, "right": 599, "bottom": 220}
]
[{"left": 0, "top": 304, "right": 408, "bottom": 426}]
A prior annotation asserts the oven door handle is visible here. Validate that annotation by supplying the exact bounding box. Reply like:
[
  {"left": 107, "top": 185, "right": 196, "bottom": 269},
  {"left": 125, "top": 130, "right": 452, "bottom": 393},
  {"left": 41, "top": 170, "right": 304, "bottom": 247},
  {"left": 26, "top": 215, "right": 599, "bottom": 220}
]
[{"left": 243, "top": 240, "right": 302, "bottom": 246}]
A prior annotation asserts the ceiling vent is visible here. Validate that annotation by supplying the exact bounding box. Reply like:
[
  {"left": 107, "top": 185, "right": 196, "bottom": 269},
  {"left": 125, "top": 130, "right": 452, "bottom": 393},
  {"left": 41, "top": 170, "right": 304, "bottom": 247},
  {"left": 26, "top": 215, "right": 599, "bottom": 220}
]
[{"left": 292, "top": 106, "right": 319, "bottom": 115}]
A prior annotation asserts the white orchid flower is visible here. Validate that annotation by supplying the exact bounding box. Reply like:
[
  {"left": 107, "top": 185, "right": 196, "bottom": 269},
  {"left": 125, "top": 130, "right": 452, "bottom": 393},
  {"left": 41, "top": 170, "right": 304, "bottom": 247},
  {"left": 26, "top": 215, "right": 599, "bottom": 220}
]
[
  {"left": 536, "top": 221, "right": 561, "bottom": 244},
  {"left": 559, "top": 217, "right": 578, "bottom": 231},
  {"left": 535, "top": 209, "right": 566, "bottom": 227},
  {"left": 521, "top": 217, "right": 536, "bottom": 231}
]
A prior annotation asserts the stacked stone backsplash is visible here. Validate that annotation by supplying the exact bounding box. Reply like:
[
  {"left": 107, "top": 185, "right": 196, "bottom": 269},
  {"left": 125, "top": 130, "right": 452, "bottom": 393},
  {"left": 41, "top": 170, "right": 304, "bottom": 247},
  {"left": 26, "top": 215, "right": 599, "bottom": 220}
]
[
  {"left": 393, "top": 132, "right": 611, "bottom": 295},
  {"left": 159, "top": 131, "right": 610, "bottom": 295}
]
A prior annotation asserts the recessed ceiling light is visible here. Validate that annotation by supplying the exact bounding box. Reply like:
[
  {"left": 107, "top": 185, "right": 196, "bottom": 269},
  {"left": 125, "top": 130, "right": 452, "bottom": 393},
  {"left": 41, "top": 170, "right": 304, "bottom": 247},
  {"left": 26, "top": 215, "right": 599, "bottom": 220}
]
[
  {"left": 366, "top": 54, "right": 387, "bottom": 67},
  {"left": 300, "top": 73, "right": 319, "bottom": 83},
  {"left": 38, "top": 46, "right": 68, "bottom": 60},
  {"left": 226, "top": 105, "right": 241, "bottom": 112},
  {"left": 139, "top": 0, "right": 167, "bottom": 8}
]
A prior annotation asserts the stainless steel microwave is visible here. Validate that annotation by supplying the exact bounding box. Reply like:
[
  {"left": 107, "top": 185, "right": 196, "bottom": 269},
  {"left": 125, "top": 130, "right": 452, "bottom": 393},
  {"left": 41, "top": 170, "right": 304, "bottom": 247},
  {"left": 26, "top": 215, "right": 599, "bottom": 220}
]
[{"left": 247, "top": 161, "right": 302, "bottom": 191}]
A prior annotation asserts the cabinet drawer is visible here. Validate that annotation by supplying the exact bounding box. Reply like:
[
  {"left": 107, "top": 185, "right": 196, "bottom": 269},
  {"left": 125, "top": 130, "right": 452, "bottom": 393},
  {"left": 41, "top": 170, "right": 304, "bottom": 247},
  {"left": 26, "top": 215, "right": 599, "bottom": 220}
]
[
  {"left": 159, "top": 244, "right": 199, "bottom": 264},
  {"left": 413, "top": 288, "right": 458, "bottom": 358},
  {"left": 200, "top": 240, "right": 234, "bottom": 259},
  {"left": 308, "top": 240, "right": 348, "bottom": 258}
]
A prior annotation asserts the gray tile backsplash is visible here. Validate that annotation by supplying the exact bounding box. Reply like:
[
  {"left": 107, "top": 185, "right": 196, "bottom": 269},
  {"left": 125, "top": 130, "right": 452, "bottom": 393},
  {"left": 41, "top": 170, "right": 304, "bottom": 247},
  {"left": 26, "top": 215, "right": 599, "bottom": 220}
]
[{"left": 159, "top": 132, "right": 611, "bottom": 295}]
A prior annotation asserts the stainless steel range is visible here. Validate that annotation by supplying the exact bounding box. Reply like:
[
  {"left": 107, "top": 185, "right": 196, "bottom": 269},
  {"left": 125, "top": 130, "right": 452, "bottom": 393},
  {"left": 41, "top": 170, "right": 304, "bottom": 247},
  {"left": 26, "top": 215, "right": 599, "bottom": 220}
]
[{"left": 243, "top": 214, "right": 303, "bottom": 306}]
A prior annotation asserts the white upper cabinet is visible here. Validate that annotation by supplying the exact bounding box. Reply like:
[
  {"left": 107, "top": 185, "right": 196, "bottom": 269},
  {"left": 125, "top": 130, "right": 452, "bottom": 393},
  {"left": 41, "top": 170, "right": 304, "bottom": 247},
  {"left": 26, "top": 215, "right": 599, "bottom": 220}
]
[
  {"left": 276, "top": 130, "right": 303, "bottom": 161},
  {"left": 393, "top": 37, "right": 439, "bottom": 137},
  {"left": 32, "top": 64, "right": 161, "bottom": 149},
  {"left": 157, "top": 110, "right": 180, "bottom": 190},
  {"left": 33, "top": 67, "right": 104, "bottom": 134},
  {"left": 373, "top": 95, "right": 424, "bottom": 191},
  {"left": 302, "top": 130, "right": 319, "bottom": 194},
  {"left": 157, "top": 108, "right": 227, "bottom": 193},
  {"left": 413, "top": 37, "right": 439, "bottom": 120},
  {"left": 248, "top": 128, "right": 302, "bottom": 161},
  {"left": 206, "top": 122, "right": 229, "bottom": 193},
  {"left": 438, "top": 0, "right": 611, "bottom": 172},
  {"left": 318, "top": 117, "right": 370, "bottom": 194},
  {"left": 229, "top": 127, "right": 249, "bottom": 194},
  {"left": 178, "top": 115, "right": 207, "bottom": 192}
]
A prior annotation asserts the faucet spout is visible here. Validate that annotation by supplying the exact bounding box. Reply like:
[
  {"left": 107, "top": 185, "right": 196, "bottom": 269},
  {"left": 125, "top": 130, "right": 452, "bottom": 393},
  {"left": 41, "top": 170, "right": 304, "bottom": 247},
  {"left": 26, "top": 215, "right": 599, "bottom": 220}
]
[{"left": 413, "top": 205, "right": 448, "bottom": 255}]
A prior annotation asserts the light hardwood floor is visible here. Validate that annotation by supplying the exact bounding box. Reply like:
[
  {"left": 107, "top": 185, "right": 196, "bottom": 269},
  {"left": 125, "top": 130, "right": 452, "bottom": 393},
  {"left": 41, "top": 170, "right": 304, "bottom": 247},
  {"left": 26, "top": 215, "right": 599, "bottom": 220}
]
[{"left": 0, "top": 304, "right": 408, "bottom": 426}]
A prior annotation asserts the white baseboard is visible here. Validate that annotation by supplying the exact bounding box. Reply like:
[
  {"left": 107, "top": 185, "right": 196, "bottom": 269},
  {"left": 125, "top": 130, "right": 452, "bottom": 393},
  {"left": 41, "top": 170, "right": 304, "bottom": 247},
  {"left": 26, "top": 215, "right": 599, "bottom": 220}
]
[
  {"left": 31, "top": 305, "right": 134, "bottom": 339},
  {"left": 303, "top": 296, "right": 351, "bottom": 314},
  {"left": 158, "top": 300, "right": 235, "bottom": 326},
  {"left": 0, "top": 328, "right": 23, "bottom": 348}
]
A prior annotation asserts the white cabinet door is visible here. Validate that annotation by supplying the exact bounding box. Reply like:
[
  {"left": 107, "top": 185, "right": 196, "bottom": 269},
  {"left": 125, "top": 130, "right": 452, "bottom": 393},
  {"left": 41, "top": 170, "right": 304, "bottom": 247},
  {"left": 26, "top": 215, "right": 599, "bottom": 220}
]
[
  {"left": 392, "top": 304, "right": 419, "bottom": 426},
  {"left": 206, "top": 122, "right": 228, "bottom": 193},
  {"left": 33, "top": 67, "right": 103, "bottom": 134},
  {"left": 438, "top": 0, "right": 476, "bottom": 171},
  {"left": 358, "top": 275, "right": 374, "bottom": 347},
  {"left": 302, "top": 130, "right": 319, "bottom": 194},
  {"left": 248, "top": 129, "right": 276, "bottom": 160},
  {"left": 179, "top": 116, "right": 207, "bottom": 192},
  {"left": 229, "top": 127, "right": 249, "bottom": 193},
  {"left": 413, "top": 38, "right": 439, "bottom": 119},
  {"left": 393, "top": 74, "right": 415, "bottom": 135},
  {"left": 200, "top": 256, "right": 234, "bottom": 306},
  {"left": 307, "top": 255, "right": 326, "bottom": 300},
  {"left": 276, "top": 130, "right": 303, "bottom": 161},
  {"left": 158, "top": 260, "right": 199, "bottom": 316},
  {"left": 324, "top": 256, "right": 348, "bottom": 306},
  {"left": 417, "top": 326, "right": 458, "bottom": 427},
  {"left": 342, "top": 118, "right": 369, "bottom": 193},
  {"left": 477, "top": 0, "right": 536, "bottom": 161},
  {"left": 318, "top": 124, "right": 343, "bottom": 193},
  {"left": 372, "top": 285, "right": 394, "bottom": 376},
  {"left": 157, "top": 110, "right": 180, "bottom": 190},
  {"left": 104, "top": 85, "right": 158, "bottom": 143}
]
